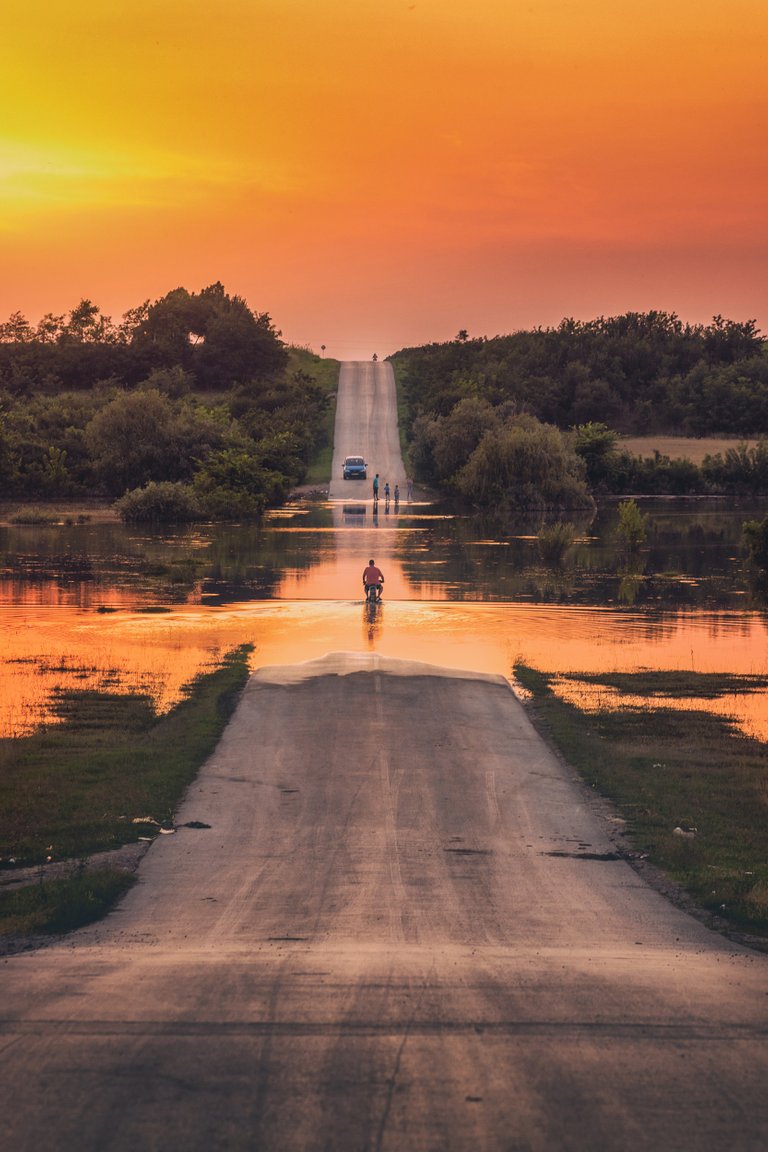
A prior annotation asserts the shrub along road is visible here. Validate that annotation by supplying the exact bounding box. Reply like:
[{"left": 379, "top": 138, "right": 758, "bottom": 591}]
[{"left": 0, "top": 366, "right": 766, "bottom": 1150}]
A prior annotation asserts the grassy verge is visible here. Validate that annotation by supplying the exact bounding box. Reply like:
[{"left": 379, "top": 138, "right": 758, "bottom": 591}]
[
  {"left": 291, "top": 349, "right": 339, "bottom": 487},
  {"left": 0, "top": 867, "right": 135, "bottom": 937},
  {"left": 390, "top": 358, "right": 413, "bottom": 476},
  {"left": 0, "top": 645, "right": 252, "bottom": 937},
  {"left": 514, "top": 665, "right": 768, "bottom": 941}
]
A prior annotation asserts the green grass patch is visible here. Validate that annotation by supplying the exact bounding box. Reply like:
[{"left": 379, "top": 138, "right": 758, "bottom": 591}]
[
  {"left": 290, "top": 349, "right": 339, "bottom": 486},
  {"left": 0, "top": 645, "right": 253, "bottom": 867},
  {"left": 0, "top": 867, "right": 135, "bottom": 937},
  {"left": 304, "top": 430, "right": 335, "bottom": 487},
  {"left": 515, "top": 665, "right": 768, "bottom": 939},
  {"left": 390, "top": 358, "right": 413, "bottom": 475},
  {"left": 9, "top": 507, "right": 61, "bottom": 525}
]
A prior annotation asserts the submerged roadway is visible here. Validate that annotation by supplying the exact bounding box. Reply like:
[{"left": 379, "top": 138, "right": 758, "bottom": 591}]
[{"left": 0, "top": 362, "right": 766, "bottom": 1150}]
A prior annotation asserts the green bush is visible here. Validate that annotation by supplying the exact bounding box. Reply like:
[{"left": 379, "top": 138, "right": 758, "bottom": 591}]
[
  {"left": 616, "top": 499, "right": 649, "bottom": 550},
  {"left": 193, "top": 448, "right": 290, "bottom": 519},
  {"left": 537, "top": 522, "right": 576, "bottom": 565},
  {"left": 114, "top": 481, "right": 204, "bottom": 523},
  {"left": 742, "top": 514, "right": 768, "bottom": 571},
  {"left": 455, "top": 415, "right": 593, "bottom": 517}
]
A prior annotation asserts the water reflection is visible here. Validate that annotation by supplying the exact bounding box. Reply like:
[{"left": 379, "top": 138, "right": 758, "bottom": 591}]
[
  {"left": 2, "top": 498, "right": 768, "bottom": 738},
  {"left": 363, "top": 600, "right": 383, "bottom": 648}
]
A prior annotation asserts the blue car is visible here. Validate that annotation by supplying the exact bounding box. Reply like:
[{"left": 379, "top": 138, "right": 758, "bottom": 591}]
[{"left": 342, "top": 456, "right": 367, "bottom": 480}]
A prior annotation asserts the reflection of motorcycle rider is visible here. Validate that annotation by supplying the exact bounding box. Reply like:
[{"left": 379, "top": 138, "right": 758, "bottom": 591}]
[{"left": 362, "top": 559, "right": 384, "bottom": 601}]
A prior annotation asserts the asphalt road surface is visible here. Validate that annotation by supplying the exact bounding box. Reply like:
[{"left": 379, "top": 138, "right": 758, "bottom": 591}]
[
  {"left": 1, "top": 655, "right": 767, "bottom": 1150},
  {"left": 328, "top": 360, "right": 406, "bottom": 501},
  {"left": 1, "top": 363, "right": 766, "bottom": 1150}
]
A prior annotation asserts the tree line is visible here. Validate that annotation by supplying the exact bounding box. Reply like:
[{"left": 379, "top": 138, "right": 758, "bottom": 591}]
[
  {"left": 390, "top": 312, "right": 768, "bottom": 514},
  {"left": 0, "top": 283, "right": 331, "bottom": 516}
]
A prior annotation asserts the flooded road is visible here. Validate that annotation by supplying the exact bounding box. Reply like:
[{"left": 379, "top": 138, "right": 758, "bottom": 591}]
[
  {"left": 2, "top": 495, "right": 768, "bottom": 738},
  {"left": 2, "top": 364, "right": 768, "bottom": 1151}
]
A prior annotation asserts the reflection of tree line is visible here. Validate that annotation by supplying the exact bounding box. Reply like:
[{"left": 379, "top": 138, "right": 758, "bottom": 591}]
[
  {"left": 4, "top": 501, "right": 764, "bottom": 611},
  {"left": 1, "top": 519, "right": 330, "bottom": 605},
  {"left": 394, "top": 503, "right": 759, "bottom": 609}
]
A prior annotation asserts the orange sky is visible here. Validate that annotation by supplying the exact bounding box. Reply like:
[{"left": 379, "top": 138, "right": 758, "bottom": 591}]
[{"left": 2, "top": 0, "right": 766, "bottom": 359}]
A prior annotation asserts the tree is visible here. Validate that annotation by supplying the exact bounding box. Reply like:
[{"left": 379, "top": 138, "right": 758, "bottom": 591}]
[
  {"left": 430, "top": 397, "right": 498, "bottom": 483},
  {"left": 572, "top": 422, "right": 619, "bottom": 487},
  {"left": 455, "top": 415, "right": 593, "bottom": 517},
  {"left": 85, "top": 389, "right": 176, "bottom": 492},
  {"left": 130, "top": 283, "right": 287, "bottom": 385},
  {"left": 0, "top": 312, "right": 34, "bottom": 343}
]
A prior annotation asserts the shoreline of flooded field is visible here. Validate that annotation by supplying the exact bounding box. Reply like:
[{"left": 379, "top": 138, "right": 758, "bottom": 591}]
[{"left": 2, "top": 497, "right": 767, "bottom": 739}]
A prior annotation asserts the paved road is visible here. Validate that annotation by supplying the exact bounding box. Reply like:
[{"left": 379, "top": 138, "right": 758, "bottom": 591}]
[
  {"left": 1, "top": 363, "right": 766, "bottom": 1149},
  {"left": 1, "top": 654, "right": 766, "bottom": 1150},
  {"left": 328, "top": 360, "right": 406, "bottom": 501}
]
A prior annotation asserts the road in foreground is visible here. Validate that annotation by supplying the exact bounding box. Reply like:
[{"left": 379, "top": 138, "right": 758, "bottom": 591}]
[{"left": 0, "top": 653, "right": 766, "bottom": 1150}]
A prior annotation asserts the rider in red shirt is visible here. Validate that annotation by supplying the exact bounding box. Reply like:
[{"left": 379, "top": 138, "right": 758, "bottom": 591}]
[{"left": 362, "top": 559, "right": 384, "bottom": 600}]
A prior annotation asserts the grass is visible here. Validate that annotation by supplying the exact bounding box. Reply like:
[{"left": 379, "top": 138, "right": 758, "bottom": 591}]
[
  {"left": 0, "top": 867, "right": 135, "bottom": 937},
  {"left": 0, "top": 644, "right": 252, "bottom": 938},
  {"left": 9, "top": 507, "right": 62, "bottom": 525},
  {"left": 390, "top": 358, "right": 413, "bottom": 476},
  {"left": 290, "top": 348, "right": 340, "bottom": 487},
  {"left": 514, "top": 665, "right": 768, "bottom": 941},
  {"left": 537, "top": 522, "right": 575, "bottom": 565},
  {"left": 620, "top": 436, "right": 760, "bottom": 464},
  {"left": 0, "top": 645, "right": 253, "bottom": 870}
]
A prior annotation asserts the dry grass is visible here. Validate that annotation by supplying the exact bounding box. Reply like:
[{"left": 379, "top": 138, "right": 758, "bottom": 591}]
[{"left": 620, "top": 436, "right": 760, "bottom": 464}]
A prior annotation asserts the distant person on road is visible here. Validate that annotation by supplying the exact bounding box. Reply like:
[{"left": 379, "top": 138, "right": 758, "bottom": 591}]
[
  {"left": 406, "top": 477, "right": 414, "bottom": 501},
  {"left": 394, "top": 483, "right": 400, "bottom": 509},
  {"left": 362, "top": 559, "right": 384, "bottom": 601},
  {"left": 373, "top": 473, "right": 379, "bottom": 503}
]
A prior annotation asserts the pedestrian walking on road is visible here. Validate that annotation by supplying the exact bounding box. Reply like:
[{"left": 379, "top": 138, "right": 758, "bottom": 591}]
[
  {"left": 373, "top": 473, "right": 379, "bottom": 504},
  {"left": 406, "top": 477, "right": 414, "bottom": 501}
]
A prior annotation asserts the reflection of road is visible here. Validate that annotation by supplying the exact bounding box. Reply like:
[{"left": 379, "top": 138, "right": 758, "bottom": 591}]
[
  {"left": 1, "top": 653, "right": 766, "bottom": 1149},
  {"left": 322, "top": 360, "right": 411, "bottom": 602},
  {"left": 328, "top": 361, "right": 406, "bottom": 501},
  {"left": 362, "top": 599, "right": 383, "bottom": 647}
]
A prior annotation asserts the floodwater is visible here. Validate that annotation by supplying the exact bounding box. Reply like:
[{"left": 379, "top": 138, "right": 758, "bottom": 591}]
[{"left": 2, "top": 497, "right": 768, "bottom": 740}]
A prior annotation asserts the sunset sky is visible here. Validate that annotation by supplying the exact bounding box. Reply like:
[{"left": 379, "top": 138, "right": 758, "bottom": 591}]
[{"left": 2, "top": 0, "right": 766, "bottom": 359}]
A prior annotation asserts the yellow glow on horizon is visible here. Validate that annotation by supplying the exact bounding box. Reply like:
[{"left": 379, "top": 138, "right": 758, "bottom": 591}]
[{"left": 2, "top": 0, "right": 766, "bottom": 354}]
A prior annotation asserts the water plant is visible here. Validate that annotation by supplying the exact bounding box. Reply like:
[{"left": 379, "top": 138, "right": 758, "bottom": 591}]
[
  {"left": 616, "top": 499, "right": 649, "bottom": 550},
  {"left": 537, "top": 522, "right": 575, "bottom": 566},
  {"left": 742, "top": 513, "right": 768, "bottom": 572}
]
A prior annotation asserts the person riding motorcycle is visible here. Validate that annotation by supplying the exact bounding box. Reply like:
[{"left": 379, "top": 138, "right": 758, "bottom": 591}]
[{"left": 362, "top": 559, "right": 385, "bottom": 602}]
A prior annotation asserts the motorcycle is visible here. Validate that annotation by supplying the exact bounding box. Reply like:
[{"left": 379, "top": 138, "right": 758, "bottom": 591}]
[{"left": 364, "top": 581, "right": 383, "bottom": 604}]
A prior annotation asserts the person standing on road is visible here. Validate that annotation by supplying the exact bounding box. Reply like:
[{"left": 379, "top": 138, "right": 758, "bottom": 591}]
[
  {"left": 406, "top": 477, "right": 414, "bottom": 501},
  {"left": 373, "top": 473, "right": 380, "bottom": 503}
]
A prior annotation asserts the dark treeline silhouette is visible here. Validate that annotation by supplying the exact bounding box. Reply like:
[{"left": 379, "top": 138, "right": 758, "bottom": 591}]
[
  {"left": 0, "top": 284, "right": 331, "bottom": 515},
  {"left": 391, "top": 312, "right": 766, "bottom": 435},
  {"left": 389, "top": 312, "right": 768, "bottom": 510},
  {"left": 0, "top": 282, "right": 288, "bottom": 394}
]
